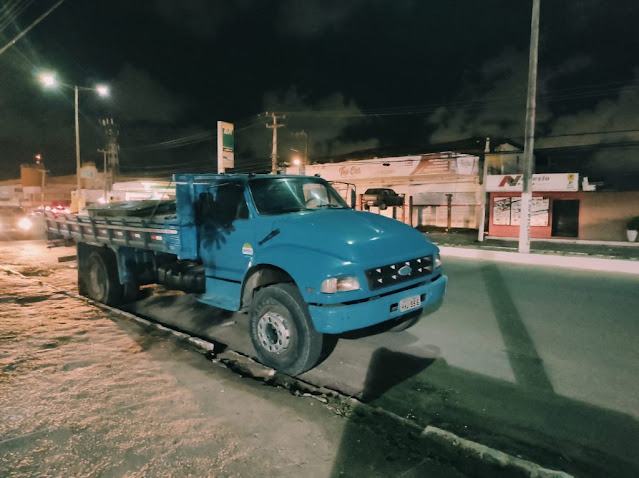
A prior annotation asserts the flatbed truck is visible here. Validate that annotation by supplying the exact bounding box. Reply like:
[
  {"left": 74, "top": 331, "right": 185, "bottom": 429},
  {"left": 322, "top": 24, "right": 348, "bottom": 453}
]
[{"left": 45, "top": 173, "right": 447, "bottom": 375}]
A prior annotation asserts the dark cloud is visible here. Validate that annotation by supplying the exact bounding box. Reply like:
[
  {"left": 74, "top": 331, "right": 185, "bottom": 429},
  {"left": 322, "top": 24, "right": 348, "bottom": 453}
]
[
  {"left": 540, "top": 68, "right": 639, "bottom": 174},
  {"left": 261, "top": 87, "right": 379, "bottom": 158},
  {"left": 153, "top": 0, "right": 258, "bottom": 37},
  {"left": 110, "top": 64, "right": 188, "bottom": 123},
  {"left": 427, "top": 49, "right": 540, "bottom": 143},
  {"left": 426, "top": 50, "right": 593, "bottom": 144},
  {"left": 275, "top": 0, "right": 367, "bottom": 36}
]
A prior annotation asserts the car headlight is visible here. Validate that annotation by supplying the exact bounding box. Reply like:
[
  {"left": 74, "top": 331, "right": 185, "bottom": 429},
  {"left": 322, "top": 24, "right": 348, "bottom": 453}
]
[
  {"left": 18, "top": 217, "right": 33, "bottom": 230},
  {"left": 320, "top": 276, "right": 360, "bottom": 293},
  {"left": 435, "top": 252, "right": 442, "bottom": 269}
]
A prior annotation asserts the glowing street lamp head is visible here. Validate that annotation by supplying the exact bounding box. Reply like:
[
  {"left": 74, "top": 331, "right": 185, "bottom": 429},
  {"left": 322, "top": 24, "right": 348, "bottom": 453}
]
[
  {"left": 95, "top": 84, "right": 109, "bottom": 97},
  {"left": 38, "top": 71, "right": 58, "bottom": 89}
]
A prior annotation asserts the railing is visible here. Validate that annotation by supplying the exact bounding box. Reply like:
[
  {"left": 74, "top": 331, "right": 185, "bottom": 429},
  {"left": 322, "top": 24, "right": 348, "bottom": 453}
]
[
  {"left": 355, "top": 196, "right": 479, "bottom": 229},
  {"left": 44, "top": 212, "right": 181, "bottom": 254}
]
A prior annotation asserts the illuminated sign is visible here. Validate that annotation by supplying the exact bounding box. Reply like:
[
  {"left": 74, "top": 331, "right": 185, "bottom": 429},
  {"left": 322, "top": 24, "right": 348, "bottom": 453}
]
[{"left": 486, "top": 173, "right": 579, "bottom": 192}]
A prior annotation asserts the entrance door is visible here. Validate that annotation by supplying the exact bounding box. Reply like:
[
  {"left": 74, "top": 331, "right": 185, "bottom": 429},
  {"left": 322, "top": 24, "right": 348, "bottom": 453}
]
[{"left": 551, "top": 200, "right": 579, "bottom": 237}]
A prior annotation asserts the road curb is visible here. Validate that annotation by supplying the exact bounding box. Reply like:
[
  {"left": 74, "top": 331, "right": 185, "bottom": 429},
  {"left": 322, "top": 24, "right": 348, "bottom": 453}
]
[
  {"left": 439, "top": 245, "right": 639, "bottom": 275},
  {"left": 421, "top": 425, "right": 573, "bottom": 478}
]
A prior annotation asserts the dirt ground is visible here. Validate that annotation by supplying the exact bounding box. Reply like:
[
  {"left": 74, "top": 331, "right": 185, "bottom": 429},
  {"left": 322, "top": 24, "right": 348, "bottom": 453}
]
[{"left": 0, "top": 241, "right": 467, "bottom": 478}]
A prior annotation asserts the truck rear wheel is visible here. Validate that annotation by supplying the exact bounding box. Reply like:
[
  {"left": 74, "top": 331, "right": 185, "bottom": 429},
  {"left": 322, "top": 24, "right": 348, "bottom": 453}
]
[
  {"left": 85, "top": 250, "right": 123, "bottom": 306},
  {"left": 249, "top": 283, "right": 323, "bottom": 375}
]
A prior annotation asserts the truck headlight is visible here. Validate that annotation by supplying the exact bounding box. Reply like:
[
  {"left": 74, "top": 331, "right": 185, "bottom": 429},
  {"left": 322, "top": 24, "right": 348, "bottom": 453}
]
[
  {"left": 321, "top": 276, "right": 360, "bottom": 293},
  {"left": 18, "top": 217, "right": 33, "bottom": 230},
  {"left": 435, "top": 253, "right": 442, "bottom": 269}
]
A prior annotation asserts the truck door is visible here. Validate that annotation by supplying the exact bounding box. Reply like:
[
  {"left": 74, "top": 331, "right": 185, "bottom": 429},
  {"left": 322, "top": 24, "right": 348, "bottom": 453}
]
[{"left": 197, "top": 181, "right": 254, "bottom": 292}]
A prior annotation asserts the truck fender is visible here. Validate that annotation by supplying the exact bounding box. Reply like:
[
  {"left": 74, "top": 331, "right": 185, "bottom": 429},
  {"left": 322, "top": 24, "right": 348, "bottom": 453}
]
[{"left": 240, "top": 264, "right": 295, "bottom": 310}]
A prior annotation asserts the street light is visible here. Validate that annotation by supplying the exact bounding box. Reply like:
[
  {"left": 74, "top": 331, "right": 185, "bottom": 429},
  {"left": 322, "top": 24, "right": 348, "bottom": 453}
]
[
  {"left": 38, "top": 71, "right": 109, "bottom": 209},
  {"left": 291, "top": 148, "right": 304, "bottom": 176},
  {"left": 292, "top": 130, "right": 308, "bottom": 175}
]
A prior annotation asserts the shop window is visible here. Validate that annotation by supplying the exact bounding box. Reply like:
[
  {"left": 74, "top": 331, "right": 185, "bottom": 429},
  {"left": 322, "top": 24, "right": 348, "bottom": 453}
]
[{"left": 493, "top": 197, "right": 549, "bottom": 226}]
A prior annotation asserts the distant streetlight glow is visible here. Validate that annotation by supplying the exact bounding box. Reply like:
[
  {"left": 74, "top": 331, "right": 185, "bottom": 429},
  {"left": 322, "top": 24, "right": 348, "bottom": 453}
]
[
  {"left": 37, "top": 70, "right": 110, "bottom": 210},
  {"left": 96, "top": 84, "right": 109, "bottom": 97},
  {"left": 38, "top": 71, "right": 57, "bottom": 88}
]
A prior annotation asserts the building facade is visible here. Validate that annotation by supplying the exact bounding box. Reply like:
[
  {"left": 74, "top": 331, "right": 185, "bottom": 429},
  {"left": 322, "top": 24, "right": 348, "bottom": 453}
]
[{"left": 286, "top": 152, "right": 482, "bottom": 228}]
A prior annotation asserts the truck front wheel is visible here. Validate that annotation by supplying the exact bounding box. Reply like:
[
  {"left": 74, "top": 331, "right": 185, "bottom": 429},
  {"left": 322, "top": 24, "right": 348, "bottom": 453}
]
[
  {"left": 249, "top": 283, "right": 323, "bottom": 376},
  {"left": 85, "top": 250, "right": 123, "bottom": 306}
]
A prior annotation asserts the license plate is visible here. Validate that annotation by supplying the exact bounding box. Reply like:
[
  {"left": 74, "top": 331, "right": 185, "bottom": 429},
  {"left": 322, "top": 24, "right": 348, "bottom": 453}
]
[{"left": 399, "top": 295, "right": 421, "bottom": 312}]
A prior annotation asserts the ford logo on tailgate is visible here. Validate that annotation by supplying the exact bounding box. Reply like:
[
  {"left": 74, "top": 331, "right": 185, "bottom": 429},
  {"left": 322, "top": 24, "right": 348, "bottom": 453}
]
[{"left": 398, "top": 265, "right": 412, "bottom": 276}]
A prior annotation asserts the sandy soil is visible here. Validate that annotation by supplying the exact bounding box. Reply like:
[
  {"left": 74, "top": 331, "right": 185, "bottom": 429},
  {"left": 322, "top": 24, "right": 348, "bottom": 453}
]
[{"left": 0, "top": 242, "right": 466, "bottom": 478}]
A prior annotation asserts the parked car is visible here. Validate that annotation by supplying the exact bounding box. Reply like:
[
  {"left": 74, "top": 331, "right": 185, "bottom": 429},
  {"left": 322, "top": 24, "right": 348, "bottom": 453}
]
[
  {"left": 0, "top": 206, "right": 37, "bottom": 240},
  {"left": 362, "top": 188, "right": 404, "bottom": 210}
]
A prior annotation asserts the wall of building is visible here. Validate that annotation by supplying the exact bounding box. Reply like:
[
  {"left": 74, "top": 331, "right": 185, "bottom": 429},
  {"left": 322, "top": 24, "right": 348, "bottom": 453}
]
[
  {"left": 488, "top": 191, "right": 639, "bottom": 241},
  {"left": 579, "top": 192, "right": 639, "bottom": 241},
  {"left": 286, "top": 153, "right": 482, "bottom": 228},
  {"left": 409, "top": 180, "right": 479, "bottom": 228}
]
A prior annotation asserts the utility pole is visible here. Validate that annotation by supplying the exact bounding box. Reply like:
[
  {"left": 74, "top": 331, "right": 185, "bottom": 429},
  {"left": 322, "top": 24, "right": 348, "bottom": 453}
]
[
  {"left": 519, "top": 0, "right": 541, "bottom": 253},
  {"left": 98, "top": 149, "right": 108, "bottom": 202},
  {"left": 266, "top": 112, "right": 285, "bottom": 174},
  {"left": 477, "top": 137, "right": 490, "bottom": 242},
  {"left": 100, "top": 118, "right": 120, "bottom": 201}
]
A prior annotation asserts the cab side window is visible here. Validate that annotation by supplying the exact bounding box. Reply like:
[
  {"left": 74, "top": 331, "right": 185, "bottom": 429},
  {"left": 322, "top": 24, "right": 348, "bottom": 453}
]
[{"left": 197, "top": 182, "right": 248, "bottom": 225}]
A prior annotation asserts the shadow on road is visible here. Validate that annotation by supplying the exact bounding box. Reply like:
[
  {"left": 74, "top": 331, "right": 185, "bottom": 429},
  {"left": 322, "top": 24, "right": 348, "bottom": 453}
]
[
  {"left": 360, "top": 348, "right": 435, "bottom": 403},
  {"left": 329, "top": 264, "right": 639, "bottom": 477},
  {"left": 480, "top": 264, "right": 554, "bottom": 392},
  {"left": 120, "top": 266, "right": 639, "bottom": 477}
]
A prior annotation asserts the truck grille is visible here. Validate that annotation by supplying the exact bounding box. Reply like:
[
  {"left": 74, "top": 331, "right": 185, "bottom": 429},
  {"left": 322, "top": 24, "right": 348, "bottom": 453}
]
[{"left": 365, "top": 256, "right": 434, "bottom": 291}]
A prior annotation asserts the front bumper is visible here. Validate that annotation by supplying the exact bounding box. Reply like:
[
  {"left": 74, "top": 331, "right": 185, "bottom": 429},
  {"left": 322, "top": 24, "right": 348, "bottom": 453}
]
[{"left": 309, "top": 274, "right": 447, "bottom": 334}]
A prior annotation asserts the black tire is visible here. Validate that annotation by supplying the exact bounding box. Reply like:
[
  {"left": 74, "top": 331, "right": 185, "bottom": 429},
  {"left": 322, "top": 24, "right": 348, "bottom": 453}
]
[
  {"left": 122, "top": 281, "right": 142, "bottom": 303},
  {"left": 379, "top": 202, "right": 387, "bottom": 210},
  {"left": 84, "top": 250, "right": 123, "bottom": 306},
  {"left": 249, "top": 283, "right": 323, "bottom": 375}
]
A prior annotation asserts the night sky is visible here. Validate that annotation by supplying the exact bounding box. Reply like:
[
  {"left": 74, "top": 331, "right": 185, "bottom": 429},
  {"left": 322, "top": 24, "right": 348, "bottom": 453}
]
[{"left": 1, "top": 0, "right": 638, "bottom": 187}]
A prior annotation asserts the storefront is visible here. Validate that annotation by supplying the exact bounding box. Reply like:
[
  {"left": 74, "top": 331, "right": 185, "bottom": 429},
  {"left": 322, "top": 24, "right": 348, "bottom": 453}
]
[{"left": 486, "top": 173, "right": 581, "bottom": 239}]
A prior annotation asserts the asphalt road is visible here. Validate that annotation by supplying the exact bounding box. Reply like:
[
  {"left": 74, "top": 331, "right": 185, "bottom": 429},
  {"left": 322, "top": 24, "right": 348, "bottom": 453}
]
[
  {"left": 3, "top": 241, "right": 635, "bottom": 476},
  {"left": 125, "top": 257, "right": 639, "bottom": 478}
]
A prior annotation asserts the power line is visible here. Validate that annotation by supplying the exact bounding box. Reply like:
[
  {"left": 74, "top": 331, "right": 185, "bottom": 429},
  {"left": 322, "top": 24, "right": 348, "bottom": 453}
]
[
  {"left": 121, "top": 131, "right": 215, "bottom": 152},
  {"left": 0, "top": 0, "right": 65, "bottom": 57},
  {"left": 0, "top": 0, "right": 35, "bottom": 32},
  {"left": 120, "top": 115, "right": 265, "bottom": 153},
  {"left": 272, "top": 80, "right": 639, "bottom": 120}
]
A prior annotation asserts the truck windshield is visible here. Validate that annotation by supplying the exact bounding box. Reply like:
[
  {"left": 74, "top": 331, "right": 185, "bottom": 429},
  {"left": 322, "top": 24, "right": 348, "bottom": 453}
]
[{"left": 249, "top": 177, "right": 349, "bottom": 215}]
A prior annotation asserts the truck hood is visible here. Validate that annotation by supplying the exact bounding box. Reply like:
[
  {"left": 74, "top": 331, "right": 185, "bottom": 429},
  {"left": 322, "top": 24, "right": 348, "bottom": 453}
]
[{"left": 264, "top": 209, "right": 438, "bottom": 263}]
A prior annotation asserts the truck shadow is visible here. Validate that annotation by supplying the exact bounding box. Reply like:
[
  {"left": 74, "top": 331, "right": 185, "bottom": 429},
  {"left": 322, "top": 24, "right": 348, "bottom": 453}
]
[
  {"left": 329, "top": 264, "right": 639, "bottom": 478},
  {"left": 122, "top": 293, "right": 236, "bottom": 343},
  {"left": 330, "top": 351, "right": 639, "bottom": 478}
]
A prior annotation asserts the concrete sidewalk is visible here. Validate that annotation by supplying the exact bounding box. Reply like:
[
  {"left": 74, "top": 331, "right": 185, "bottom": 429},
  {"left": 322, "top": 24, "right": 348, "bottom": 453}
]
[{"left": 422, "top": 229, "right": 639, "bottom": 275}]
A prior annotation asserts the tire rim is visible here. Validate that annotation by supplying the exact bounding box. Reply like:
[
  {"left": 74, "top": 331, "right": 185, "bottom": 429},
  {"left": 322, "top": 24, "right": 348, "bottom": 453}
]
[{"left": 257, "top": 311, "right": 291, "bottom": 353}]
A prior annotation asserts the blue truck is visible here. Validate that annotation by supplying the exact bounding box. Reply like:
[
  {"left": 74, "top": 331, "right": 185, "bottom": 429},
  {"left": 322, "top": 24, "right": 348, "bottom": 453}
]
[{"left": 45, "top": 173, "right": 447, "bottom": 375}]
